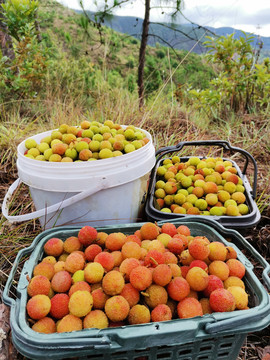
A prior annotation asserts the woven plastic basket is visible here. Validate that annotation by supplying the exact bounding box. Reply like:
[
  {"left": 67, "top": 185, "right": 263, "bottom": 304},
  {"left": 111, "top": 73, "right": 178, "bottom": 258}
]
[{"left": 3, "top": 219, "right": 270, "bottom": 360}]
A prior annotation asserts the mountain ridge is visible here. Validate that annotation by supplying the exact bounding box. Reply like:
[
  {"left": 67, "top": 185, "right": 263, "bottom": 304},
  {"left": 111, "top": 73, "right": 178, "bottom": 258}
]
[{"left": 74, "top": 9, "right": 270, "bottom": 56}]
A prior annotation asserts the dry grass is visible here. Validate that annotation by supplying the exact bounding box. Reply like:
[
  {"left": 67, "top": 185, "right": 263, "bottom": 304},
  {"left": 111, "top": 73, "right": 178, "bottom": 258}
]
[{"left": 0, "top": 96, "right": 270, "bottom": 359}]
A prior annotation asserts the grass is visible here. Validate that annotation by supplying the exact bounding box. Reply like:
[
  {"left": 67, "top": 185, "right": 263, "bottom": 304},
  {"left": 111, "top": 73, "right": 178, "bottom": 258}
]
[{"left": 1, "top": 84, "right": 270, "bottom": 360}]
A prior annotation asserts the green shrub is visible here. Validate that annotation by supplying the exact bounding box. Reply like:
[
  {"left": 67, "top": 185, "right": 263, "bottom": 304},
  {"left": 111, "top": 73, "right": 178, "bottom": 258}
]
[
  {"left": 187, "top": 32, "right": 270, "bottom": 119},
  {"left": 130, "top": 38, "right": 138, "bottom": 45},
  {"left": 144, "top": 56, "right": 163, "bottom": 94},
  {"left": 64, "top": 32, "right": 71, "bottom": 43},
  {"left": 126, "top": 74, "right": 136, "bottom": 93},
  {"left": 0, "top": 0, "right": 48, "bottom": 101},
  {"left": 156, "top": 50, "right": 165, "bottom": 59},
  {"left": 126, "top": 56, "right": 135, "bottom": 69},
  {"left": 1, "top": 0, "right": 39, "bottom": 40},
  {"left": 70, "top": 44, "right": 81, "bottom": 57},
  {"left": 107, "top": 70, "right": 123, "bottom": 88}
]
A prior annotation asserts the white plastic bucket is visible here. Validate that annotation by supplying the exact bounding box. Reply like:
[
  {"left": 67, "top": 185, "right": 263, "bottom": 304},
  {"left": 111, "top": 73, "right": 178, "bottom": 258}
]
[{"left": 2, "top": 127, "right": 156, "bottom": 229}]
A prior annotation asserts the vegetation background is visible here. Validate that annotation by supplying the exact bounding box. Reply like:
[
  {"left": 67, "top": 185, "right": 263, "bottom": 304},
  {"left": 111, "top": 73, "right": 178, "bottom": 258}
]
[{"left": 0, "top": 0, "right": 270, "bottom": 359}]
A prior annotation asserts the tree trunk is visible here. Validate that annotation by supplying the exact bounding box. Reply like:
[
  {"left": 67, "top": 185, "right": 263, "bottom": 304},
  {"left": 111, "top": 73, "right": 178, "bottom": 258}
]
[
  {"left": 0, "top": 0, "right": 15, "bottom": 62},
  {"left": 138, "top": 0, "right": 150, "bottom": 108}
]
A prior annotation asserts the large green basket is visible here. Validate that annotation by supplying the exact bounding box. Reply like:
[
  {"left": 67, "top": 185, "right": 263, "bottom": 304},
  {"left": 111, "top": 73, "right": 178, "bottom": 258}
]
[{"left": 3, "top": 219, "right": 270, "bottom": 360}]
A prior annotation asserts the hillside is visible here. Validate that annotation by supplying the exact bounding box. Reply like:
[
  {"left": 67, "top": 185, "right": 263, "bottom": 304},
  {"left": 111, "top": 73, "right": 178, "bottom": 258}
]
[
  {"left": 74, "top": 10, "right": 270, "bottom": 58},
  {"left": 34, "top": 0, "right": 216, "bottom": 96}
]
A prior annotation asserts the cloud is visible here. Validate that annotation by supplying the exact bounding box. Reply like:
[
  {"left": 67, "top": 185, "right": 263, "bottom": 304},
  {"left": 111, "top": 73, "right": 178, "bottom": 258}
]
[
  {"left": 182, "top": 4, "right": 270, "bottom": 29},
  {"left": 236, "top": 8, "right": 270, "bottom": 26},
  {"left": 56, "top": 0, "right": 270, "bottom": 36}
]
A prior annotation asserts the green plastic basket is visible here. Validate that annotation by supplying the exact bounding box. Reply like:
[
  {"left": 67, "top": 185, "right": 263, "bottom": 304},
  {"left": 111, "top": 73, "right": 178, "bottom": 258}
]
[
  {"left": 145, "top": 140, "right": 261, "bottom": 230},
  {"left": 3, "top": 219, "right": 270, "bottom": 360}
]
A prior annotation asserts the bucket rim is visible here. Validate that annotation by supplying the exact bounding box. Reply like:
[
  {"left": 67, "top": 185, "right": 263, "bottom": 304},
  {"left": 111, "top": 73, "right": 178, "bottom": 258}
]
[{"left": 17, "top": 126, "right": 154, "bottom": 167}]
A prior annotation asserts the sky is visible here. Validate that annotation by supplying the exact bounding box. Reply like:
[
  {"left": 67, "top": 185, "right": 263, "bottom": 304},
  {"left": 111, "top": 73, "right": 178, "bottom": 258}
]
[{"left": 57, "top": 0, "right": 270, "bottom": 37}]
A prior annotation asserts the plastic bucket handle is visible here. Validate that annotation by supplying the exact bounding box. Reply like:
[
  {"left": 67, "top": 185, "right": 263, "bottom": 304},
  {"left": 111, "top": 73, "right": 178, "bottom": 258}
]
[{"left": 1, "top": 177, "right": 110, "bottom": 224}]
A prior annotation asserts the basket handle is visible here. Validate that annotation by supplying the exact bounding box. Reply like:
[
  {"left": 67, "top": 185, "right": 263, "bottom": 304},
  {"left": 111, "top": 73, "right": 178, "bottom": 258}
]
[
  {"left": 154, "top": 140, "right": 258, "bottom": 198},
  {"left": 14, "top": 332, "right": 112, "bottom": 350},
  {"left": 205, "top": 304, "right": 270, "bottom": 334},
  {"left": 1, "top": 177, "right": 110, "bottom": 224}
]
